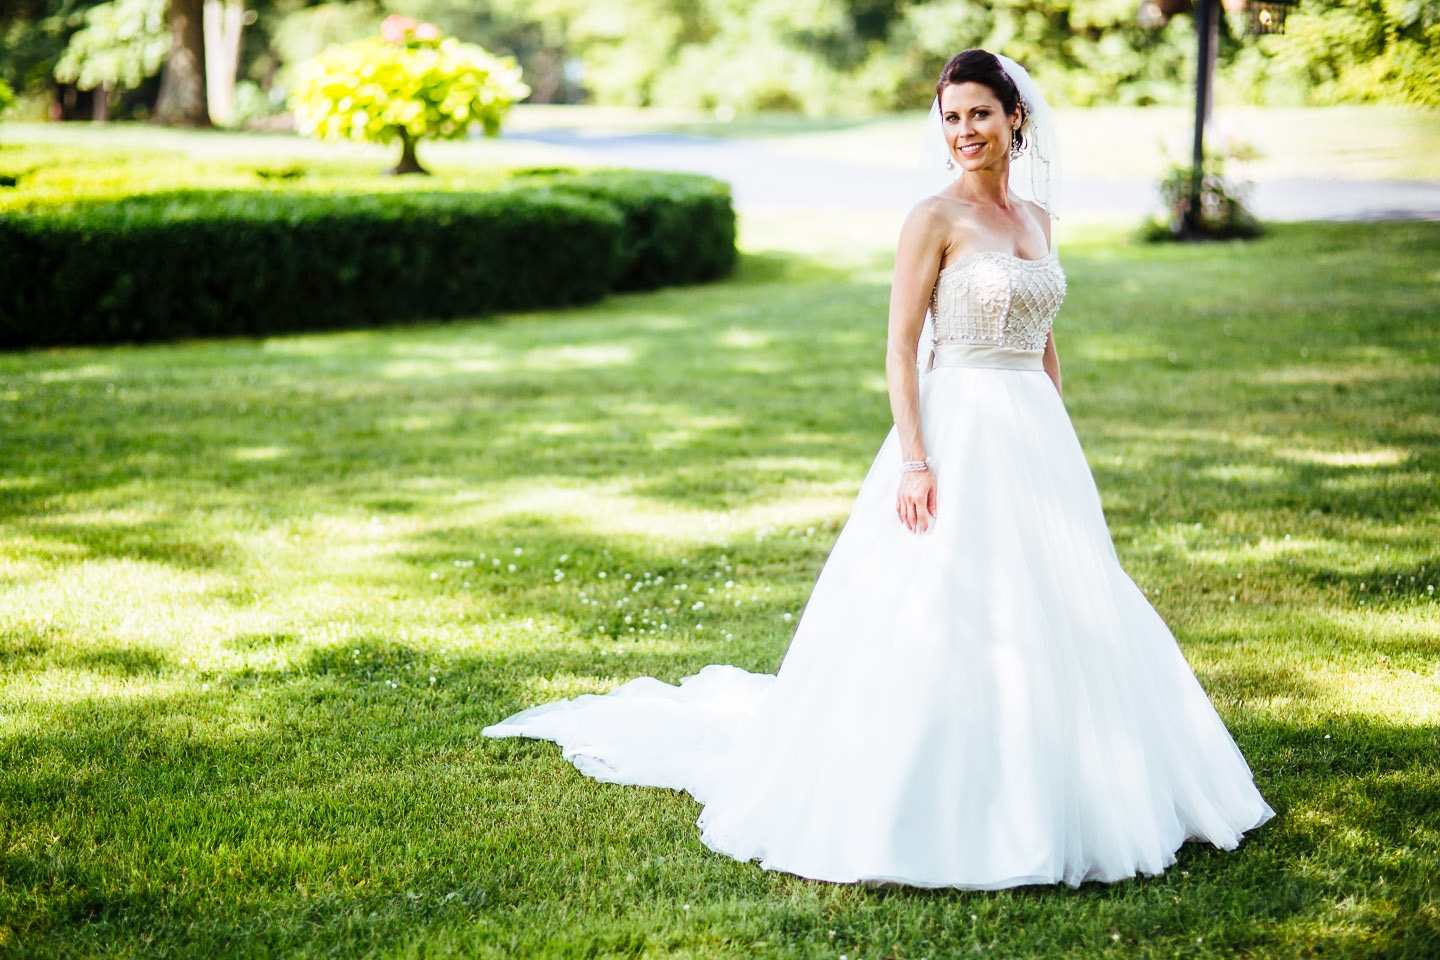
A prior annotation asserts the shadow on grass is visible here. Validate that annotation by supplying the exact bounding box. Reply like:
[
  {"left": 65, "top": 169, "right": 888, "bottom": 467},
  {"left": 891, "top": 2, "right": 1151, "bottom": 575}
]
[
  {"left": 2, "top": 223, "right": 1440, "bottom": 957},
  {"left": 1306, "top": 556, "right": 1440, "bottom": 606},
  {"left": 2, "top": 639, "right": 1437, "bottom": 957},
  {"left": 72, "top": 647, "right": 169, "bottom": 677}
]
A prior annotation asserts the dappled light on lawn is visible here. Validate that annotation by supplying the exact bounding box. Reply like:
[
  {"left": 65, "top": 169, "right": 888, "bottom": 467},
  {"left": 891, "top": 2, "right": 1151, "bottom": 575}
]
[{"left": 0, "top": 221, "right": 1436, "bottom": 956}]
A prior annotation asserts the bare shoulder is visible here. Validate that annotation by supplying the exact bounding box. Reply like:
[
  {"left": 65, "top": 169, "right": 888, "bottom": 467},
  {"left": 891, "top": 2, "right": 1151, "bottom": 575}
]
[
  {"left": 901, "top": 193, "right": 981, "bottom": 250},
  {"left": 1018, "top": 197, "right": 1054, "bottom": 247},
  {"left": 901, "top": 195, "right": 957, "bottom": 239}
]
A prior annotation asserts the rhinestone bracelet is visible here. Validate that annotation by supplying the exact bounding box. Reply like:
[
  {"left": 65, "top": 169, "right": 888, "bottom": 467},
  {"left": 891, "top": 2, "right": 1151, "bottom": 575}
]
[{"left": 901, "top": 458, "right": 931, "bottom": 473}]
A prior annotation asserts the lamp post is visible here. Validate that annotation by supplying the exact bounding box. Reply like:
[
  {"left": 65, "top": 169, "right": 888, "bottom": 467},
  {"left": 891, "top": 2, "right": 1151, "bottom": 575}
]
[
  {"left": 1136, "top": 0, "right": 1293, "bottom": 235},
  {"left": 1187, "top": 0, "right": 1218, "bottom": 234}
]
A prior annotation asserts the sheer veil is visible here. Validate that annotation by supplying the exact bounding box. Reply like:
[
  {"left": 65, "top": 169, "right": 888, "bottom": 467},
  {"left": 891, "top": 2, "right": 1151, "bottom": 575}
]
[{"left": 911, "top": 52, "right": 1061, "bottom": 369}]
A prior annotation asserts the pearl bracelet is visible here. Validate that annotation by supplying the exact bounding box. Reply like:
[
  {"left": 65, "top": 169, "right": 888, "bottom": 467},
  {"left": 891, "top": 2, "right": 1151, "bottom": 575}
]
[{"left": 901, "top": 458, "right": 931, "bottom": 473}]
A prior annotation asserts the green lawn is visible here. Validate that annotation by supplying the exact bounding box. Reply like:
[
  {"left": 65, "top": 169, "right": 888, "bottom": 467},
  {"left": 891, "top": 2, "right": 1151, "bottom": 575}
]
[{"left": 1, "top": 215, "right": 1438, "bottom": 958}]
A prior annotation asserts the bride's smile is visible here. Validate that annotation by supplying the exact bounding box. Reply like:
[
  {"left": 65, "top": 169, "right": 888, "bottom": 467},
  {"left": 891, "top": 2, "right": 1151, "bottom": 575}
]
[{"left": 941, "top": 81, "right": 1019, "bottom": 173}]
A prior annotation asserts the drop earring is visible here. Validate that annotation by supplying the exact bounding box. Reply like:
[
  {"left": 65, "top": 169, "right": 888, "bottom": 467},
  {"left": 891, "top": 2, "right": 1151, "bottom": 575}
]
[{"left": 945, "top": 157, "right": 955, "bottom": 171}]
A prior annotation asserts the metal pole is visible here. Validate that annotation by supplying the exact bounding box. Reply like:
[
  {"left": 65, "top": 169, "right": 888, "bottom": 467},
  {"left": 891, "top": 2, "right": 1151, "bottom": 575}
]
[{"left": 1187, "top": 0, "right": 1216, "bottom": 234}]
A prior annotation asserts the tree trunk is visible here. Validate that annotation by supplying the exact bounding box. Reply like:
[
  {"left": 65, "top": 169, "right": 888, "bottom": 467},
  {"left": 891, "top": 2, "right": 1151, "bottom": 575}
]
[
  {"left": 203, "top": 0, "right": 245, "bottom": 126},
  {"left": 389, "top": 130, "right": 429, "bottom": 175},
  {"left": 528, "top": 48, "right": 561, "bottom": 104},
  {"left": 155, "top": 0, "right": 210, "bottom": 126},
  {"left": 92, "top": 82, "right": 111, "bottom": 123}
]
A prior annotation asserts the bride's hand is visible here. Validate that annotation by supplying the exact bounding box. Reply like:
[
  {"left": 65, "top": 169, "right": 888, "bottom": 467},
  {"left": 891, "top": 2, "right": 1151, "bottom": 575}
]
[{"left": 896, "top": 470, "right": 938, "bottom": 533}]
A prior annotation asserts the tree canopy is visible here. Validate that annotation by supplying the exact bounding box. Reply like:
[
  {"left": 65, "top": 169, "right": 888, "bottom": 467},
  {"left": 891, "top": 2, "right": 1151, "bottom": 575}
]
[
  {"left": 3, "top": 0, "right": 1437, "bottom": 120},
  {"left": 52, "top": 0, "right": 168, "bottom": 94},
  {"left": 288, "top": 15, "right": 529, "bottom": 172}
]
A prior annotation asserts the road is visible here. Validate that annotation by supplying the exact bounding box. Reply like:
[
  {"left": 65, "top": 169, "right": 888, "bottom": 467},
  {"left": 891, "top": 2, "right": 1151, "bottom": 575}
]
[{"left": 508, "top": 129, "right": 1440, "bottom": 222}]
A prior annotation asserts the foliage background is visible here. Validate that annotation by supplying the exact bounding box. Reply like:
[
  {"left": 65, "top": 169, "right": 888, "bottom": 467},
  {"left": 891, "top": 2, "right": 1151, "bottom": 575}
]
[{"left": 3, "top": 0, "right": 1439, "bottom": 122}]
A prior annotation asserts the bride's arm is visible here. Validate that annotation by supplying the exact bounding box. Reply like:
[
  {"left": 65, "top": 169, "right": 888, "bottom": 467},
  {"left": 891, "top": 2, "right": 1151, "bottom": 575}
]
[
  {"left": 1043, "top": 332, "right": 1062, "bottom": 395},
  {"left": 886, "top": 202, "right": 947, "bottom": 533},
  {"left": 1035, "top": 204, "right": 1062, "bottom": 396}
]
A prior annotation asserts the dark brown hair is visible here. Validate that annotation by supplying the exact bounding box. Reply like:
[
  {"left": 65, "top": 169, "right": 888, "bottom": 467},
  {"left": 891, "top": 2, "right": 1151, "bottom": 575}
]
[{"left": 936, "top": 49, "right": 1025, "bottom": 152}]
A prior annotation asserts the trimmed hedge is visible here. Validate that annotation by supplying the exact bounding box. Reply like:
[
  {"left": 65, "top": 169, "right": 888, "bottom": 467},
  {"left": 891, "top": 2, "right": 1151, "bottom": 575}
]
[
  {"left": 0, "top": 172, "right": 737, "bottom": 348},
  {"left": 550, "top": 170, "right": 738, "bottom": 291}
]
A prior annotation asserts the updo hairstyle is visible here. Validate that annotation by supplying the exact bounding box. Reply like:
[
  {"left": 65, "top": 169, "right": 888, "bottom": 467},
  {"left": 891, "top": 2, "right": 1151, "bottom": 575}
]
[{"left": 935, "top": 50, "right": 1026, "bottom": 154}]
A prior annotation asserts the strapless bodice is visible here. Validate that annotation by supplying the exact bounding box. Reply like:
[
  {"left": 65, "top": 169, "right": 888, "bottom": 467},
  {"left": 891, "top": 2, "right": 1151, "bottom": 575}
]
[{"left": 929, "top": 250, "right": 1066, "bottom": 354}]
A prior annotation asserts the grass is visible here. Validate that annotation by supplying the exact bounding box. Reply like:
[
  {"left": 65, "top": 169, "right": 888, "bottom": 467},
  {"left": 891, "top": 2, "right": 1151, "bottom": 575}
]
[{"left": 1, "top": 145, "right": 1438, "bottom": 957}]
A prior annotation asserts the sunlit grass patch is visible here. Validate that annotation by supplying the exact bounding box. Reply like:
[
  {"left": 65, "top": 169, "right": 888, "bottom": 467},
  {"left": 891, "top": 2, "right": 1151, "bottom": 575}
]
[{"left": 0, "top": 220, "right": 1437, "bottom": 957}]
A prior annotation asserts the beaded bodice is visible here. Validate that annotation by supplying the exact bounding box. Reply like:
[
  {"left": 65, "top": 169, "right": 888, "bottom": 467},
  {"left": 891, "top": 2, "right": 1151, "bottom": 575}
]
[{"left": 930, "top": 251, "right": 1066, "bottom": 352}]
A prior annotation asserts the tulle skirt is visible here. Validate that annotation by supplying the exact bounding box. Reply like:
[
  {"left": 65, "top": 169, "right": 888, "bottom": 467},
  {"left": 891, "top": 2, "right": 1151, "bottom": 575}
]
[{"left": 484, "top": 364, "right": 1274, "bottom": 889}]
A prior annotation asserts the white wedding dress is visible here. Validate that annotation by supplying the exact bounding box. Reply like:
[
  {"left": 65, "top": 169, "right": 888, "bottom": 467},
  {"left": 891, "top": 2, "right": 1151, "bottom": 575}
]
[{"left": 485, "top": 248, "right": 1274, "bottom": 889}]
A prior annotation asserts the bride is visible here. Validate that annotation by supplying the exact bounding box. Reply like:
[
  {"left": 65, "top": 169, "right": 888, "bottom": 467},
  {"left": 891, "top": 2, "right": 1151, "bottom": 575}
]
[{"left": 485, "top": 49, "right": 1274, "bottom": 889}]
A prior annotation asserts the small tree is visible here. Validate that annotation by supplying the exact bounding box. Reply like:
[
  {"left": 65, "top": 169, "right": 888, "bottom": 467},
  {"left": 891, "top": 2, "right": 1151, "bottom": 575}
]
[{"left": 289, "top": 16, "right": 530, "bottom": 175}]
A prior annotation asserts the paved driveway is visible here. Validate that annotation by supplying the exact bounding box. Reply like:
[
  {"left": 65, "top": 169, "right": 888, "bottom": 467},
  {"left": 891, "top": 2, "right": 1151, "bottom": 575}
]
[{"left": 509, "top": 130, "right": 1440, "bottom": 222}]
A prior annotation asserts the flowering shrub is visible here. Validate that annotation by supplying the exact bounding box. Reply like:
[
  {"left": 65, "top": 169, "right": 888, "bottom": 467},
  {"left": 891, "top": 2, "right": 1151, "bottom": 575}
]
[{"left": 289, "top": 16, "right": 529, "bottom": 174}]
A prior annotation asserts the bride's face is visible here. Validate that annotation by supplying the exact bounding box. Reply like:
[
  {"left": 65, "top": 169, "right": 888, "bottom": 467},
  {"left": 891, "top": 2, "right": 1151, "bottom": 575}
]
[{"left": 940, "top": 82, "right": 1019, "bottom": 174}]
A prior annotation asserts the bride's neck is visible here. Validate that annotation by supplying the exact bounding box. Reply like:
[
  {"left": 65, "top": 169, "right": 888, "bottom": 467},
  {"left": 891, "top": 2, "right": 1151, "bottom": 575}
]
[{"left": 955, "top": 166, "right": 1013, "bottom": 209}]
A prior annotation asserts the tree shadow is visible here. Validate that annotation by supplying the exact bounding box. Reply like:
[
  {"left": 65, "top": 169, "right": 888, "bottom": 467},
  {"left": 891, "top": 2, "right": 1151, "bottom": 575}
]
[
  {"left": 2, "top": 630, "right": 1436, "bottom": 957},
  {"left": 72, "top": 647, "right": 169, "bottom": 677},
  {"left": 2, "top": 222, "right": 1439, "bottom": 956}
]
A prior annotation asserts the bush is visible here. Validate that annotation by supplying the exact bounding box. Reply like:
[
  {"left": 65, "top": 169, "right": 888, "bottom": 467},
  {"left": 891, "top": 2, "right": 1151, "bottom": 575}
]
[
  {"left": 0, "top": 172, "right": 737, "bottom": 349},
  {"left": 1145, "top": 162, "right": 1263, "bottom": 241},
  {"left": 0, "top": 189, "right": 621, "bottom": 348},
  {"left": 551, "top": 170, "right": 739, "bottom": 290},
  {"left": 1143, "top": 137, "right": 1263, "bottom": 242}
]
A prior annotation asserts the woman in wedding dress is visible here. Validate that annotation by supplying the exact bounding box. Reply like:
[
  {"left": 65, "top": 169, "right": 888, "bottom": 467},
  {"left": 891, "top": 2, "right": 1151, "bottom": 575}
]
[{"left": 485, "top": 50, "right": 1273, "bottom": 890}]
